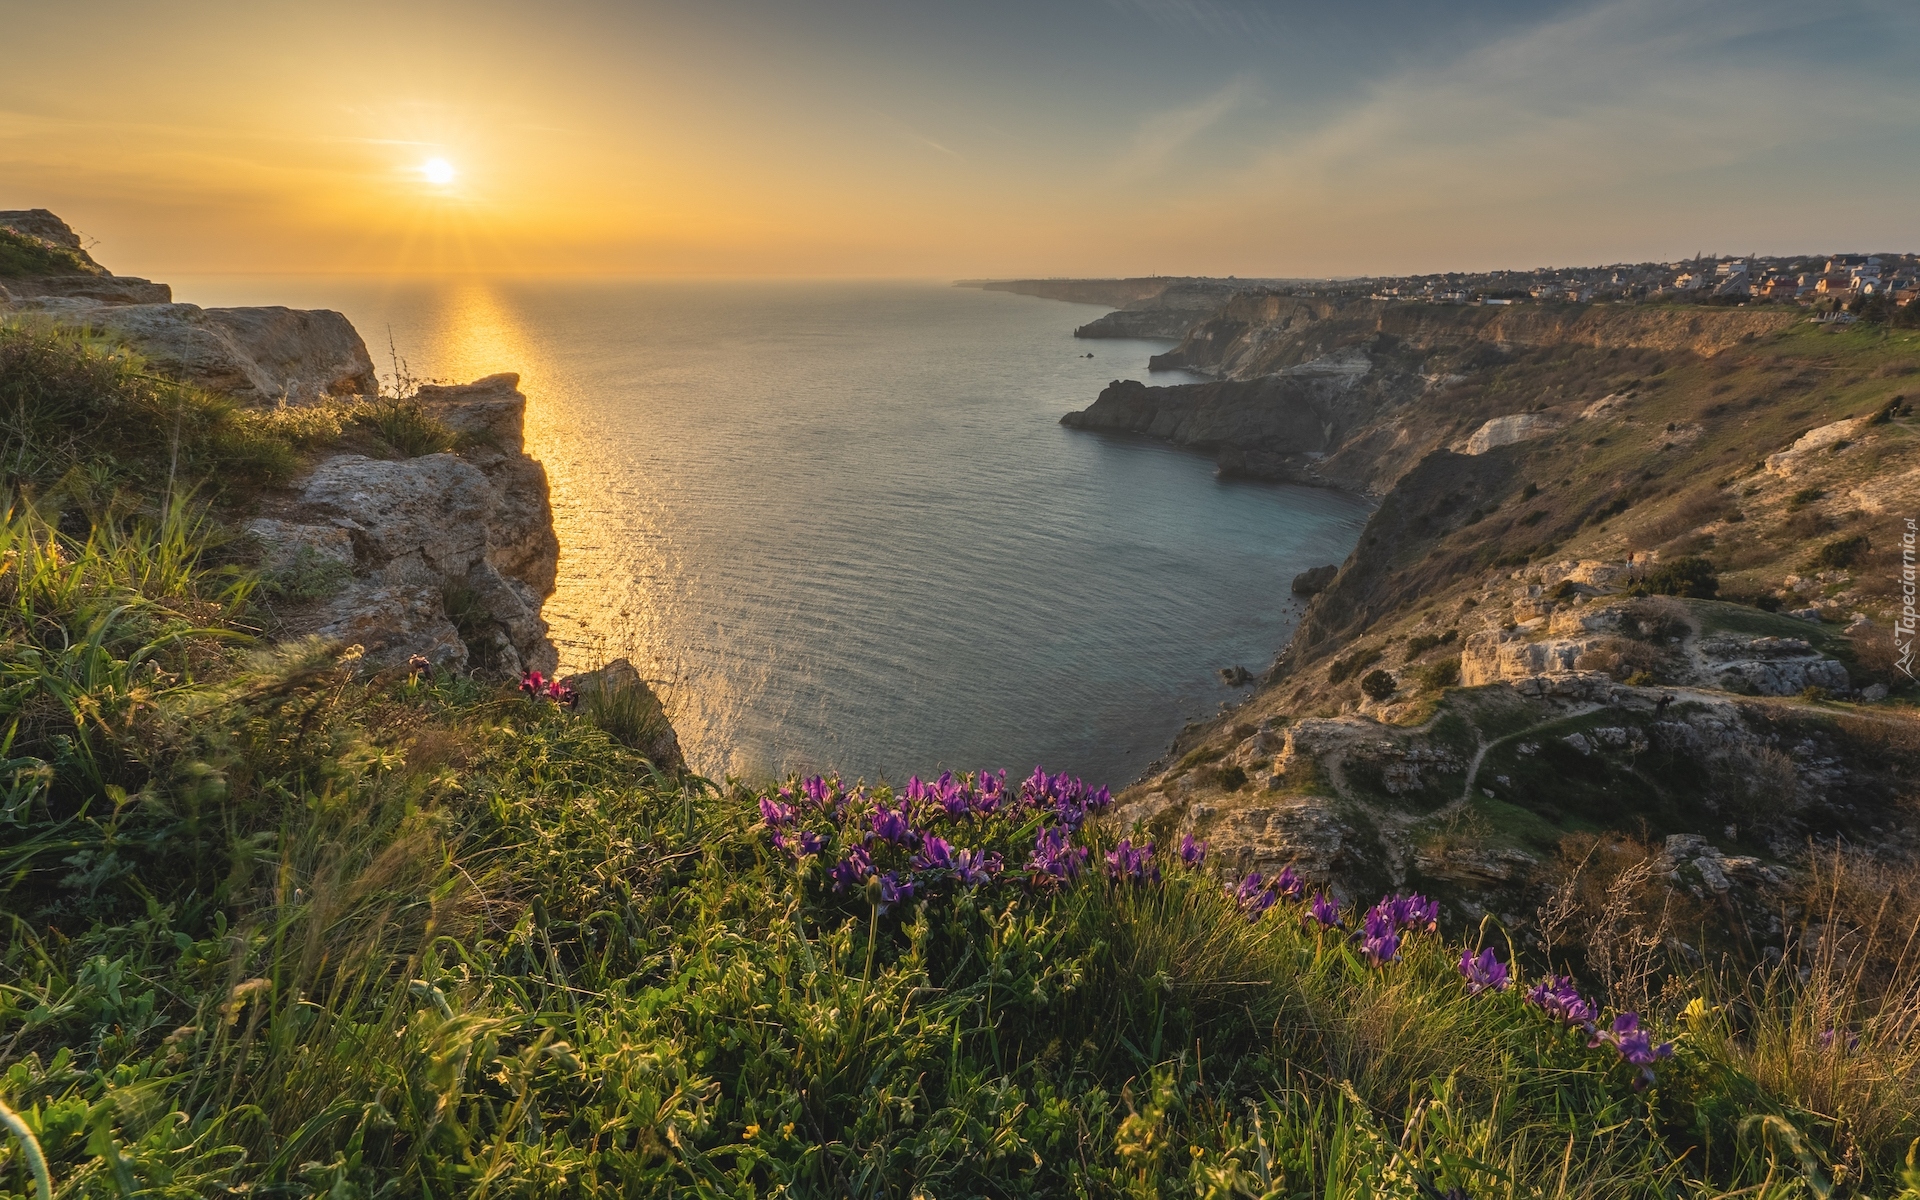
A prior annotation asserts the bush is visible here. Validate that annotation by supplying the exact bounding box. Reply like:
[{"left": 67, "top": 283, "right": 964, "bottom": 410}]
[
  {"left": 1421, "top": 656, "right": 1461, "bottom": 689},
  {"left": 1360, "top": 668, "right": 1397, "bottom": 701},
  {"left": 1810, "top": 534, "right": 1869, "bottom": 570},
  {"left": 0, "top": 226, "right": 102, "bottom": 277},
  {"left": 1404, "top": 629, "right": 1457, "bottom": 660},
  {"left": 1641, "top": 555, "right": 1718, "bottom": 599}
]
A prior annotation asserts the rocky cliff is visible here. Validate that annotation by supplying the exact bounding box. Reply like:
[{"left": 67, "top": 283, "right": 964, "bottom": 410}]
[{"left": 1065, "top": 288, "right": 1920, "bottom": 948}]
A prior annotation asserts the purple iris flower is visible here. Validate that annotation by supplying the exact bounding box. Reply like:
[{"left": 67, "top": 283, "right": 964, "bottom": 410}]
[
  {"left": 800, "top": 775, "right": 838, "bottom": 809},
  {"left": 976, "top": 770, "right": 1006, "bottom": 813},
  {"left": 930, "top": 771, "right": 975, "bottom": 818},
  {"left": 1525, "top": 976, "right": 1598, "bottom": 1027},
  {"left": 1272, "top": 866, "right": 1304, "bottom": 902},
  {"left": 1590, "top": 1012, "right": 1674, "bottom": 1087},
  {"left": 913, "top": 834, "right": 957, "bottom": 873},
  {"left": 1028, "top": 825, "right": 1088, "bottom": 881},
  {"left": 1308, "top": 891, "right": 1342, "bottom": 928},
  {"left": 1361, "top": 916, "right": 1400, "bottom": 965},
  {"left": 1229, "top": 874, "right": 1279, "bottom": 920},
  {"left": 1105, "top": 838, "right": 1158, "bottom": 883},
  {"left": 1459, "top": 947, "right": 1510, "bottom": 994},
  {"left": 1179, "top": 834, "right": 1208, "bottom": 868},
  {"left": 952, "top": 847, "right": 1002, "bottom": 886},
  {"left": 1371, "top": 893, "right": 1438, "bottom": 934},
  {"left": 829, "top": 847, "right": 874, "bottom": 893},
  {"left": 868, "top": 804, "right": 914, "bottom": 845},
  {"left": 760, "top": 796, "right": 798, "bottom": 828},
  {"left": 876, "top": 872, "right": 916, "bottom": 910}
]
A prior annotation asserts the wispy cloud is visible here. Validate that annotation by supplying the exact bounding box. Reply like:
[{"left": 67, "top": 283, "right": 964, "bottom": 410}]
[{"left": 1114, "top": 75, "right": 1258, "bottom": 178}]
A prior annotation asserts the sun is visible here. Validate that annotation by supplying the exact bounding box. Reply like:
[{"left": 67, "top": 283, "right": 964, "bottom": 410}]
[{"left": 421, "top": 157, "right": 456, "bottom": 186}]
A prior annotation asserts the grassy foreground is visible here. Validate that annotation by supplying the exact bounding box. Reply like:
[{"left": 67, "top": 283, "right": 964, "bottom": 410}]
[{"left": 3, "top": 321, "right": 1920, "bottom": 1197}]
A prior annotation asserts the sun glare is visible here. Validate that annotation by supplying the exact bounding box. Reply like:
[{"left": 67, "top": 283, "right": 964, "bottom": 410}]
[{"left": 421, "top": 157, "right": 457, "bottom": 186}]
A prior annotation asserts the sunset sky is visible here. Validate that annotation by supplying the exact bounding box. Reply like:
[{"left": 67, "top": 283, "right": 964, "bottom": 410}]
[{"left": 6, "top": 0, "right": 1916, "bottom": 279}]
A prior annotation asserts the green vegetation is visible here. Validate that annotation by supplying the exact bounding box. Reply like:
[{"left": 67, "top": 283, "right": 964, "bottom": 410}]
[
  {"left": 1360, "top": 669, "right": 1397, "bottom": 701},
  {"left": 0, "top": 229, "right": 101, "bottom": 279},
  {"left": 1640, "top": 555, "right": 1719, "bottom": 600}
]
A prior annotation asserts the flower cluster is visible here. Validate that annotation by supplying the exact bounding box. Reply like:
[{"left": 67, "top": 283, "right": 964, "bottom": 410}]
[
  {"left": 1524, "top": 975, "right": 1673, "bottom": 1088},
  {"left": 1359, "top": 892, "right": 1439, "bottom": 965},
  {"left": 1225, "top": 867, "right": 1304, "bottom": 921},
  {"left": 518, "top": 669, "right": 577, "bottom": 707},
  {"left": 1105, "top": 838, "right": 1158, "bottom": 883},
  {"left": 759, "top": 768, "right": 1110, "bottom": 911}
]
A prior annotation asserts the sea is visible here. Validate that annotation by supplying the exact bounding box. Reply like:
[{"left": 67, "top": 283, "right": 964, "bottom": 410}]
[{"left": 168, "top": 277, "right": 1372, "bottom": 787}]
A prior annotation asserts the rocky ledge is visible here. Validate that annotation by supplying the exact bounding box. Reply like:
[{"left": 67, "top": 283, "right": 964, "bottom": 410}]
[{"left": 249, "top": 374, "right": 560, "bottom": 676}]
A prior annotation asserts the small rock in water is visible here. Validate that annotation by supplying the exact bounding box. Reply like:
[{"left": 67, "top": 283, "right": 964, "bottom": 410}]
[{"left": 1219, "top": 664, "right": 1253, "bottom": 687}]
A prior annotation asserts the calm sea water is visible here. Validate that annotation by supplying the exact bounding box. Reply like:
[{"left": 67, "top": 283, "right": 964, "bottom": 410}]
[{"left": 170, "top": 277, "right": 1370, "bottom": 786}]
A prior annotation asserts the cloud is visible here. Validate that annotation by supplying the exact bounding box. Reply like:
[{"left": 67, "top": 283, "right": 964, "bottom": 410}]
[
  {"left": 1103, "top": 0, "right": 1920, "bottom": 271},
  {"left": 1114, "top": 75, "right": 1258, "bottom": 178}
]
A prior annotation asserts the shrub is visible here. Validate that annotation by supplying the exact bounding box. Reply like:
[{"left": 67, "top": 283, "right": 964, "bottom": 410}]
[
  {"left": 351, "top": 398, "right": 455, "bottom": 457},
  {"left": 1421, "top": 656, "right": 1461, "bottom": 689},
  {"left": 1403, "top": 629, "right": 1457, "bottom": 660},
  {"left": 1360, "top": 668, "right": 1397, "bottom": 701},
  {"left": 1810, "top": 534, "right": 1869, "bottom": 570},
  {"left": 1211, "top": 763, "right": 1248, "bottom": 791},
  {"left": 1640, "top": 555, "right": 1717, "bottom": 599}
]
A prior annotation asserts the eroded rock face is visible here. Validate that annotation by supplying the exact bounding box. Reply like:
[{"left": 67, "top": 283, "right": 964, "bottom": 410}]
[
  {"left": 251, "top": 377, "right": 559, "bottom": 676},
  {"left": 1462, "top": 412, "right": 1566, "bottom": 455},
  {"left": 12, "top": 300, "right": 376, "bottom": 403}
]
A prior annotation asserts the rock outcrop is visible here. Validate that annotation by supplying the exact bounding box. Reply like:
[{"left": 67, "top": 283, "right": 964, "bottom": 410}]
[
  {"left": 13, "top": 301, "right": 376, "bottom": 403},
  {"left": 251, "top": 375, "right": 558, "bottom": 675},
  {"left": 560, "top": 658, "right": 686, "bottom": 771},
  {"left": 1, "top": 208, "right": 171, "bottom": 304}
]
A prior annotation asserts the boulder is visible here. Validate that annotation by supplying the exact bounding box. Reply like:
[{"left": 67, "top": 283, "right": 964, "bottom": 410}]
[{"left": 1292, "top": 564, "right": 1339, "bottom": 595}]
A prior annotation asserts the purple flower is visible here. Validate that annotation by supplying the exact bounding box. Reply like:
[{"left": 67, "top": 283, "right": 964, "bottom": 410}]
[
  {"left": 760, "top": 796, "right": 798, "bottom": 828},
  {"left": 1817, "top": 1028, "right": 1859, "bottom": 1054},
  {"left": 1362, "top": 928, "right": 1399, "bottom": 965},
  {"left": 913, "top": 834, "right": 956, "bottom": 873},
  {"left": 975, "top": 770, "right": 1006, "bottom": 813},
  {"left": 800, "top": 775, "right": 837, "bottom": 808},
  {"left": 932, "top": 770, "right": 974, "bottom": 818},
  {"left": 1105, "top": 838, "right": 1158, "bottom": 883},
  {"left": 829, "top": 847, "right": 874, "bottom": 893},
  {"left": 1229, "top": 874, "right": 1278, "bottom": 920},
  {"left": 1019, "top": 767, "right": 1110, "bottom": 828},
  {"left": 1369, "top": 893, "right": 1438, "bottom": 935},
  {"left": 1179, "top": 834, "right": 1208, "bottom": 868},
  {"left": 1308, "top": 891, "right": 1342, "bottom": 928},
  {"left": 868, "top": 803, "right": 914, "bottom": 845},
  {"left": 519, "top": 669, "right": 546, "bottom": 697},
  {"left": 1590, "top": 1012, "right": 1674, "bottom": 1087},
  {"left": 1459, "top": 947, "right": 1510, "bottom": 995},
  {"left": 545, "top": 679, "right": 578, "bottom": 707},
  {"left": 1272, "top": 866, "right": 1304, "bottom": 902},
  {"left": 876, "top": 872, "right": 916, "bottom": 910},
  {"left": 952, "top": 847, "right": 1002, "bottom": 886},
  {"left": 1361, "top": 907, "right": 1400, "bottom": 964},
  {"left": 1525, "top": 976, "right": 1598, "bottom": 1027},
  {"left": 1028, "top": 825, "right": 1088, "bottom": 882},
  {"left": 792, "top": 830, "right": 827, "bottom": 858}
]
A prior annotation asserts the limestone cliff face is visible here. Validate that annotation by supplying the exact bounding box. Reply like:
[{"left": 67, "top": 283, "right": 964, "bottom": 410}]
[
  {"left": 1153, "top": 295, "right": 1800, "bottom": 380},
  {"left": 251, "top": 375, "right": 559, "bottom": 676}
]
